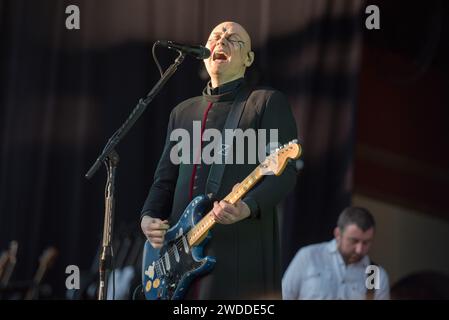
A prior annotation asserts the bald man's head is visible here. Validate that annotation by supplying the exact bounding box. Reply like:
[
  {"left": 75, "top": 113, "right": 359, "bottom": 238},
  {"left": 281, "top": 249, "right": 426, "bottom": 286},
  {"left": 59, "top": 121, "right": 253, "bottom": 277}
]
[
  {"left": 212, "top": 21, "right": 252, "bottom": 51},
  {"left": 204, "top": 21, "right": 254, "bottom": 88}
]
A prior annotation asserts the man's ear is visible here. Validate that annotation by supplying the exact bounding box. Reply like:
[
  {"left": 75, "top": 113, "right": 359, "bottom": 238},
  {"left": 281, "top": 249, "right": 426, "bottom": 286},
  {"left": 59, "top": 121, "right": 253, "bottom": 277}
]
[
  {"left": 334, "top": 227, "right": 341, "bottom": 240},
  {"left": 245, "top": 51, "right": 254, "bottom": 67}
]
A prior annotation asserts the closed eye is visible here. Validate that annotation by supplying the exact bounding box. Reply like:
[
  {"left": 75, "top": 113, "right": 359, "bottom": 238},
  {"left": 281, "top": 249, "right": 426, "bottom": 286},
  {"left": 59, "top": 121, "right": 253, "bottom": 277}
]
[
  {"left": 228, "top": 39, "right": 245, "bottom": 47},
  {"left": 208, "top": 35, "right": 244, "bottom": 48}
]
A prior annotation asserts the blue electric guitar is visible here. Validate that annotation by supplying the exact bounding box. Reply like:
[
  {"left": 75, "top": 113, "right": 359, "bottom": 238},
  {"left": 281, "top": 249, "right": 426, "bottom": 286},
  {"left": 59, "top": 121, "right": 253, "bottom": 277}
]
[{"left": 141, "top": 140, "right": 302, "bottom": 300}]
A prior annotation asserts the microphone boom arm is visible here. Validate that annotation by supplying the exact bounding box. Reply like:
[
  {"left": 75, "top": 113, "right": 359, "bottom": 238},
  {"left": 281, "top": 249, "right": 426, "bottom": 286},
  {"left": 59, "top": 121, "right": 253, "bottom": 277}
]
[
  {"left": 85, "top": 49, "right": 186, "bottom": 300},
  {"left": 85, "top": 51, "right": 185, "bottom": 179}
]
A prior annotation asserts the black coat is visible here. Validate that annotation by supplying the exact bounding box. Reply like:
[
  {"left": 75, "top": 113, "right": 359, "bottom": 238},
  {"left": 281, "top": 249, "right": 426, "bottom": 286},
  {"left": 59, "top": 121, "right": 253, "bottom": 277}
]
[{"left": 141, "top": 79, "right": 298, "bottom": 299}]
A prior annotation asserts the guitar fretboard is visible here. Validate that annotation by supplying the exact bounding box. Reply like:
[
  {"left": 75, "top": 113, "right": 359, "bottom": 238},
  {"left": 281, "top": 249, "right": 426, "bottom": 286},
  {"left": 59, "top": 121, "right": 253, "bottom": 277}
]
[{"left": 187, "top": 167, "right": 263, "bottom": 246}]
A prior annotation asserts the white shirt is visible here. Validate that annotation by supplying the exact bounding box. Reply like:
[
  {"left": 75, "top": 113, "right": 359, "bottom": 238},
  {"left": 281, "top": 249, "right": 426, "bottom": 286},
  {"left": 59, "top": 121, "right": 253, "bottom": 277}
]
[{"left": 282, "top": 239, "right": 390, "bottom": 300}]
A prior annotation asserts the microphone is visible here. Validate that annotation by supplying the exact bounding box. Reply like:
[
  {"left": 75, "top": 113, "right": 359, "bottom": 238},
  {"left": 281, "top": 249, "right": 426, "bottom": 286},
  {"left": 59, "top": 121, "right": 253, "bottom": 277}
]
[{"left": 157, "top": 40, "right": 211, "bottom": 60}]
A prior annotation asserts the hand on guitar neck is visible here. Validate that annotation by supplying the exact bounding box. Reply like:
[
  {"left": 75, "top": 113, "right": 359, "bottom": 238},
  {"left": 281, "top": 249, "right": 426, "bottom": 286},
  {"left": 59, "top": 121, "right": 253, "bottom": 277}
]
[
  {"left": 141, "top": 140, "right": 302, "bottom": 300},
  {"left": 141, "top": 183, "right": 250, "bottom": 248},
  {"left": 211, "top": 184, "right": 251, "bottom": 224}
]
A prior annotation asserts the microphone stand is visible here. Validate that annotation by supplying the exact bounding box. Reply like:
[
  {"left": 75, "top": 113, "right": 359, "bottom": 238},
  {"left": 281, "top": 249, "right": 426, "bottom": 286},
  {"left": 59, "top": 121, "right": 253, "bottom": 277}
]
[{"left": 85, "top": 50, "right": 186, "bottom": 300}]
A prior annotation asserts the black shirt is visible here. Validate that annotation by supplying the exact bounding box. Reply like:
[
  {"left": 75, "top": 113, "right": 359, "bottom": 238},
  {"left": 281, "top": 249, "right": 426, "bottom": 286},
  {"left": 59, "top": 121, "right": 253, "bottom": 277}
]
[{"left": 140, "top": 79, "right": 299, "bottom": 299}]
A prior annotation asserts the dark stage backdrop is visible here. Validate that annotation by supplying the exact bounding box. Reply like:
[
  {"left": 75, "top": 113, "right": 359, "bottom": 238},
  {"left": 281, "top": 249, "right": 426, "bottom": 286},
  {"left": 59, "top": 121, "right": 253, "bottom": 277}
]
[{"left": 0, "top": 0, "right": 363, "bottom": 298}]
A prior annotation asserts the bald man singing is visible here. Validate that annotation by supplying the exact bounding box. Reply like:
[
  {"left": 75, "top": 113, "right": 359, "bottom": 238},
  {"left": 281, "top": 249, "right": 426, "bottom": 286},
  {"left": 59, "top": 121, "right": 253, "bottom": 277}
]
[{"left": 140, "top": 22, "right": 298, "bottom": 299}]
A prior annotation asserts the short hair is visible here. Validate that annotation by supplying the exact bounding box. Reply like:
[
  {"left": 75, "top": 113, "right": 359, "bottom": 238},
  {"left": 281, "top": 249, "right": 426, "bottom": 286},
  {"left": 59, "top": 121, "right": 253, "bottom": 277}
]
[{"left": 337, "top": 207, "right": 376, "bottom": 232}]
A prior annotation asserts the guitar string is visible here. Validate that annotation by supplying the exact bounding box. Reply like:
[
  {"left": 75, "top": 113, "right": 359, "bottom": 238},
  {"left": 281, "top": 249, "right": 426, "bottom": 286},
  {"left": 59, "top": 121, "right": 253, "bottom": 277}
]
[
  {"left": 152, "top": 187, "right": 250, "bottom": 278},
  {"left": 152, "top": 169, "right": 262, "bottom": 278},
  {"left": 153, "top": 181, "right": 254, "bottom": 278},
  {"left": 152, "top": 207, "right": 216, "bottom": 279},
  {"left": 148, "top": 145, "right": 296, "bottom": 280},
  {"left": 157, "top": 209, "right": 214, "bottom": 276}
]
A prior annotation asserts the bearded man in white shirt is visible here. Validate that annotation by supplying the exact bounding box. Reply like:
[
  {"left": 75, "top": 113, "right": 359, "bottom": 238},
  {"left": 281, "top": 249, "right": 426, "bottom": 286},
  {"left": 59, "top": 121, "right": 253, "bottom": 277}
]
[{"left": 282, "top": 207, "right": 390, "bottom": 300}]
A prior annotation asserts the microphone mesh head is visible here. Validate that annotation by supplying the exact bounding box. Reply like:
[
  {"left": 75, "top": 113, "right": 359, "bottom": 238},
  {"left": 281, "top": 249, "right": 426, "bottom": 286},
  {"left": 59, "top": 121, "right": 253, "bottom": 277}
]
[{"left": 200, "top": 47, "right": 211, "bottom": 59}]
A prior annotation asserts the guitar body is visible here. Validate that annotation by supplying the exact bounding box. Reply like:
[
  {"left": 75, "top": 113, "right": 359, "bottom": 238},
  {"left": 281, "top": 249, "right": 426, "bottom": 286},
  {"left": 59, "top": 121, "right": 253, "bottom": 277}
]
[
  {"left": 141, "top": 140, "right": 302, "bottom": 300},
  {"left": 142, "top": 195, "right": 216, "bottom": 300}
]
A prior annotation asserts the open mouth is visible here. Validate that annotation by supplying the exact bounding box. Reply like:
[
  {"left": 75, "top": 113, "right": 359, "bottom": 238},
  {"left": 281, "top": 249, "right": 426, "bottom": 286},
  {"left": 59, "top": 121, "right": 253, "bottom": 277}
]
[{"left": 212, "top": 51, "right": 229, "bottom": 61}]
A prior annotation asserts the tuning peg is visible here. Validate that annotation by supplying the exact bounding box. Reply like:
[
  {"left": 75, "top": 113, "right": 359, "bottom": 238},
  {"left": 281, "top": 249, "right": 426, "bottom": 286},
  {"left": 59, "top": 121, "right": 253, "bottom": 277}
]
[
  {"left": 292, "top": 139, "right": 298, "bottom": 144},
  {"left": 289, "top": 141, "right": 292, "bottom": 145},
  {"left": 276, "top": 148, "right": 280, "bottom": 152}
]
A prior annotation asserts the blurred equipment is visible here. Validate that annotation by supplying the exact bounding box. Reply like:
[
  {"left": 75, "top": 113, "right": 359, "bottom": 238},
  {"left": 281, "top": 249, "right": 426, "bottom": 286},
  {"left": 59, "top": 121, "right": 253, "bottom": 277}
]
[
  {"left": 66, "top": 223, "right": 145, "bottom": 300},
  {"left": 24, "top": 247, "right": 58, "bottom": 300},
  {"left": 0, "top": 241, "right": 19, "bottom": 289}
]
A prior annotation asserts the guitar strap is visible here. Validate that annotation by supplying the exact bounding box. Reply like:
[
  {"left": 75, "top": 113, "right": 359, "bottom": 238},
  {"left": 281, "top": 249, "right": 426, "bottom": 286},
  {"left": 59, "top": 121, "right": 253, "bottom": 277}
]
[{"left": 205, "top": 84, "right": 252, "bottom": 197}]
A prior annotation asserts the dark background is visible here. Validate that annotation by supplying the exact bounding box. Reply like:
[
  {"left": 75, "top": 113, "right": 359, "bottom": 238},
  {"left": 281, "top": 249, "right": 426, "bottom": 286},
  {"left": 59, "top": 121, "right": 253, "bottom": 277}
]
[{"left": 1, "top": 0, "right": 448, "bottom": 299}]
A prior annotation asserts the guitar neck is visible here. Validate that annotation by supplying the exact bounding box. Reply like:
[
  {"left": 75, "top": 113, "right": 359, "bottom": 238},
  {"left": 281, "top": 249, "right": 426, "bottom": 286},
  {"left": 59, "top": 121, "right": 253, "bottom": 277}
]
[
  {"left": 24, "top": 266, "right": 45, "bottom": 300},
  {"left": 187, "top": 167, "right": 263, "bottom": 247},
  {"left": 0, "top": 261, "right": 16, "bottom": 287},
  {"left": 0, "top": 241, "right": 18, "bottom": 287},
  {"left": 0, "top": 252, "right": 8, "bottom": 280},
  {"left": 24, "top": 247, "right": 57, "bottom": 300}
]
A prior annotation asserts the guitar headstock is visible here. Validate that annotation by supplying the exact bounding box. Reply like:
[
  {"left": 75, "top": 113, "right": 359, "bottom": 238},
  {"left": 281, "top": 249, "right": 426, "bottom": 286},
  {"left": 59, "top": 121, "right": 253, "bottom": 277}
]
[{"left": 259, "top": 140, "right": 302, "bottom": 176}]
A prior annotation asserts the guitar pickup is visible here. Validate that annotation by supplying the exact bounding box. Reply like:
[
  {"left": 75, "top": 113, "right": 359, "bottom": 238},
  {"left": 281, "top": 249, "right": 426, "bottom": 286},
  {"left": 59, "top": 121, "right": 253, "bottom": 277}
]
[{"left": 164, "top": 252, "right": 171, "bottom": 271}]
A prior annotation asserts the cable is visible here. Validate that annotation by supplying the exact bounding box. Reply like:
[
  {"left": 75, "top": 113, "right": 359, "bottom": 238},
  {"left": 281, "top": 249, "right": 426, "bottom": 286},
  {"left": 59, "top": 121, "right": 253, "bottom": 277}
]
[
  {"left": 132, "top": 284, "right": 143, "bottom": 300},
  {"left": 111, "top": 246, "right": 115, "bottom": 300},
  {"left": 152, "top": 42, "right": 164, "bottom": 78}
]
